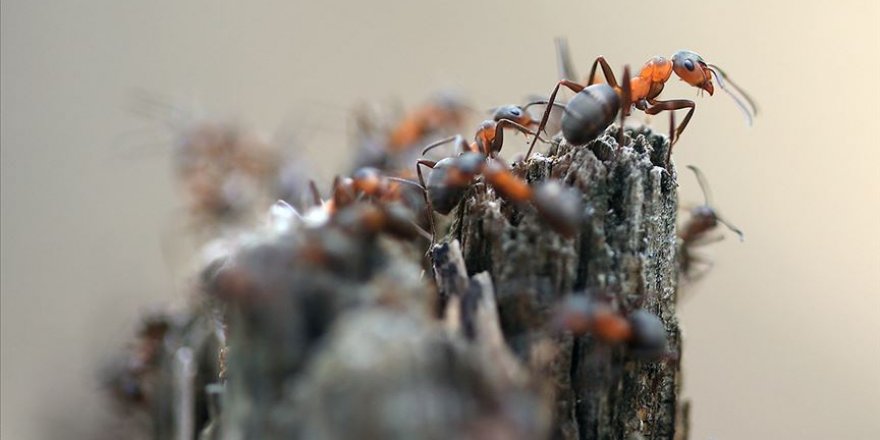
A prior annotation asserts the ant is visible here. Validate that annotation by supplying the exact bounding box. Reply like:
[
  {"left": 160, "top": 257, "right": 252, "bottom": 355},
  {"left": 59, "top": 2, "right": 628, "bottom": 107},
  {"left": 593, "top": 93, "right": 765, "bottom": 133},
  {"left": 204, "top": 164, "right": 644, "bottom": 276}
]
[
  {"left": 554, "top": 295, "right": 669, "bottom": 359},
  {"left": 679, "top": 165, "right": 744, "bottom": 280},
  {"left": 387, "top": 93, "right": 471, "bottom": 151},
  {"left": 297, "top": 168, "right": 433, "bottom": 241},
  {"left": 412, "top": 116, "right": 583, "bottom": 238},
  {"left": 102, "top": 311, "right": 173, "bottom": 408},
  {"left": 526, "top": 39, "right": 757, "bottom": 160}
]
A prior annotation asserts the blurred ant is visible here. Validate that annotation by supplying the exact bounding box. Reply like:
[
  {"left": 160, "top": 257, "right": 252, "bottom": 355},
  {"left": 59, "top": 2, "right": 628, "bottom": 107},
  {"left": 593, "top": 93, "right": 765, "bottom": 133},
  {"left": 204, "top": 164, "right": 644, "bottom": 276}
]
[
  {"left": 526, "top": 39, "right": 757, "bottom": 159},
  {"left": 295, "top": 168, "right": 432, "bottom": 241},
  {"left": 554, "top": 295, "right": 669, "bottom": 359},
  {"left": 412, "top": 118, "right": 583, "bottom": 238},
  {"left": 387, "top": 93, "right": 471, "bottom": 151},
  {"left": 103, "top": 312, "right": 172, "bottom": 408},
  {"left": 679, "top": 165, "right": 744, "bottom": 280}
]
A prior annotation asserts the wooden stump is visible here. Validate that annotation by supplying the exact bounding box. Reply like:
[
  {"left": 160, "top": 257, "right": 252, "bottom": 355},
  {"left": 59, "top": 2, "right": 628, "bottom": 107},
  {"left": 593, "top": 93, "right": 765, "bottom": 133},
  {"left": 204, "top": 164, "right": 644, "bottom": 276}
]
[{"left": 445, "top": 126, "right": 684, "bottom": 440}]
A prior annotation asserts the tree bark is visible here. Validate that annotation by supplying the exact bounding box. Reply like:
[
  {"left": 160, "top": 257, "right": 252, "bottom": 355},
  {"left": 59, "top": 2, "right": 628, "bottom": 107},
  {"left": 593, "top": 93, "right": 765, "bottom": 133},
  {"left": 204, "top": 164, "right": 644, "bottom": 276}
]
[{"left": 446, "top": 127, "right": 684, "bottom": 440}]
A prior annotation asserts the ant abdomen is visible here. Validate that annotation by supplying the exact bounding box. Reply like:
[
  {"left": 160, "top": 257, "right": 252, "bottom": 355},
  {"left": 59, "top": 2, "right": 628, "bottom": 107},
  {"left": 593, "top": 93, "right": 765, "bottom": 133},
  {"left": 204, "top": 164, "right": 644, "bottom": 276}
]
[{"left": 561, "top": 84, "right": 620, "bottom": 146}]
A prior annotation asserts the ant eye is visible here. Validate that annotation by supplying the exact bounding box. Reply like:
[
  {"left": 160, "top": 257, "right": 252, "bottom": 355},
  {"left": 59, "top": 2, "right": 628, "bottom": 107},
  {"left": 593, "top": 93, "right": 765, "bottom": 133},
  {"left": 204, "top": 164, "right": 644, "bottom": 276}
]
[
  {"left": 684, "top": 59, "right": 695, "bottom": 71},
  {"left": 510, "top": 108, "right": 522, "bottom": 116}
]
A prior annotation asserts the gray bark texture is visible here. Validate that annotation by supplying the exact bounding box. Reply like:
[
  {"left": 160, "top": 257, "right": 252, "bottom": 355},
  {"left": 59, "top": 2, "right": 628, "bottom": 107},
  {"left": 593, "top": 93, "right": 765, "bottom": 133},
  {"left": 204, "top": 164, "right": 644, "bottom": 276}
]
[{"left": 444, "top": 126, "right": 684, "bottom": 440}]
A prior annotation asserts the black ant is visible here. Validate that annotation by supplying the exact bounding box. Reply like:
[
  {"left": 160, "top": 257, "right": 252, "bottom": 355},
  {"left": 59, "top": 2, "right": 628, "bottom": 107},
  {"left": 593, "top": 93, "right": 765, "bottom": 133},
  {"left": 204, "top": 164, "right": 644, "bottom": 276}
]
[
  {"left": 526, "top": 39, "right": 757, "bottom": 159},
  {"left": 679, "top": 165, "right": 744, "bottom": 280},
  {"left": 412, "top": 117, "right": 583, "bottom": 238}
]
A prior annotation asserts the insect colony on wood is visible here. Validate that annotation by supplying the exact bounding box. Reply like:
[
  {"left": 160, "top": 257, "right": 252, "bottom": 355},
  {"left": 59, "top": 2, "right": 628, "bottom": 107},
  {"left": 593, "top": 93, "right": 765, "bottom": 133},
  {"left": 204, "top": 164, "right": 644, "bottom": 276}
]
[{"left": 104, "top": 38, "right": 755, "bottom": 438}]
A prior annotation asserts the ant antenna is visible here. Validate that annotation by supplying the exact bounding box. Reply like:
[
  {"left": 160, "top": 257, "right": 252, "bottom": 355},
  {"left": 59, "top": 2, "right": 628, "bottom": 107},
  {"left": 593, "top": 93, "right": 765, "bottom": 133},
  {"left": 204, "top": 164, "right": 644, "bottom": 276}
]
[
  {"left": 686, "top": 165, "right": 713, "bottom": 206},
  {"left": 707, "top": 64, "right": 758, "bottom": 125},
  {"left": 522, "top": 100, "right": 567, "bottom": 116},
  {"left": 716, "top": 215, "right": 745, "bottom": 241},
  {"left": 421, "top": 135, "right": 466, "bottom": 156},
  {"left": 555, "top": 37, "right": 578, "bottom": 81},
  {"left": 386, "top": 176, "right": 436, "bottom": 244},
  {"left": 385, "top": 176, "right": 425, "bottom": 191}
]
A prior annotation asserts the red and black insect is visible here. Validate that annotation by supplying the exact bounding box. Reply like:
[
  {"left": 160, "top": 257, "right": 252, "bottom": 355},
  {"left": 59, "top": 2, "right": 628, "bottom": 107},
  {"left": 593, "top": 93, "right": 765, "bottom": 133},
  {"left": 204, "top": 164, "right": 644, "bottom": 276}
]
[
  {"left": 412, "top": 118, "right": 583, "bottom": 238},
  {"left": 678, "top": 165, "right": 744, "bottom": 280},
  {"left": 526, "top": 39, "right": 757, "bottom": 159},
  {"left": 301, "top": 168, "right": 433, "bottom": 241},
  {"left": 555, "top": 295, "right": 669, "bottom": 359},
  {"left": 386, "top": 93, "right": 471, "bottom": 151}
]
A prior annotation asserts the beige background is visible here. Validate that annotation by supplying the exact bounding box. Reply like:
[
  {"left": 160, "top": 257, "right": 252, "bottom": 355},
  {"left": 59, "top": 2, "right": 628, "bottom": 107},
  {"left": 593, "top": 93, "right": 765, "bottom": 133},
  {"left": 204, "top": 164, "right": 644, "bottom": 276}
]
[{"left": 2, "top": 1, "right": 879, "bottom": 438}]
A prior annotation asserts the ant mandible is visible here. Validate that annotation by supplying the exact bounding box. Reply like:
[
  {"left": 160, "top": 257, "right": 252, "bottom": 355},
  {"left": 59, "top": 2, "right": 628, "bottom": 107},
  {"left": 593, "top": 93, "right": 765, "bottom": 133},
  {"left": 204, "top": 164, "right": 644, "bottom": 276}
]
[
  {"left": 679, "top": 165, "right": 744, "bottom": 280},
  {"left": 525, "top": 39, "right": 757, "bottom": 160}
]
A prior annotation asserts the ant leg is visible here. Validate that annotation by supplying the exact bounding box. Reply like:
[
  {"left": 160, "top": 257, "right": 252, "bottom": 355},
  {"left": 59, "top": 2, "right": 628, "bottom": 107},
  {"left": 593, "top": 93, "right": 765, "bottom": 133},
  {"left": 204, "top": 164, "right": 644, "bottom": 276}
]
[
  {"left": 687, "top": 253, "right": 715, "bottom": 281},
  {"left": 386, "top": 175, "right": 436, "bottom": 243},
  {"left": 492, "top": 119, "right": 548, "bottom": 155},
  {"left": 618, "top": 66, "right": 632, "bottom": 146},
  {"left": 526, "top": 80, "right": 585, "bottom": 160},
  {"left": 308, "top": 180, "right": 322, "bottom": 207},
  {"left": 665, "top": 110, "right": 677, "bottom": 164},
  {"left": 331, "top": 176, "right": 355, "bottom": 208},
  {"left": 689, "top": 234, "right": 725, "bottom": 248},
  {"left": 644, "top": 99, "right": 695, "bottom": 148},
  {"left": 496, "top": 119, "right": 547, "bottom": 141},
  {"left": 587, "top": 56, "right": 619, "bottom": 88},
  {"left": 415, "top": 160, "right": 438, "bottom": 243}
]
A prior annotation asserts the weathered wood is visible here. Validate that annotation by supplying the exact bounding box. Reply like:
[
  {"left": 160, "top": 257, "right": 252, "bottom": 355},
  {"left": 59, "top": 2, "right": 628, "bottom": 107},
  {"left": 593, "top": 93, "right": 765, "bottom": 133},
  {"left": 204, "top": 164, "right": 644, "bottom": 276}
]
[
  {"left": 211, "top": 220, "right": 552, "bottom": 440},
  {"left": 106, "top": 125, "right": 687, "bottom": 440},
  {"left": 447, "top": 126, "right": 684, "bottom": 440}
]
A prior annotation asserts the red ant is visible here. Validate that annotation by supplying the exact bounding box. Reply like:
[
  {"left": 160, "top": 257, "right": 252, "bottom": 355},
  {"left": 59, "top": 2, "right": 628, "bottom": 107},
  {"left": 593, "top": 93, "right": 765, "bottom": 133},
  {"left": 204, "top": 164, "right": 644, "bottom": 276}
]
[
  {"left": 102, "top": 311, "right": 173, "bottom": 407},
  {"left": 412, "top": 116, "right": 583, "bottom": 238},
  {"left": 299, "top": 168, "right": 433, "bottom": 241},
  {"left": 526, "top": 40, "right": 757, "bottom": 159},
  {"left": 679, "top": 165, "right": 744, "bottom": 280},
  {"left": 554, "top": 295, "right": 669, "bottom": 359},
  {"left": 386, "top": 93, "right": 471, "bottom": 151}
]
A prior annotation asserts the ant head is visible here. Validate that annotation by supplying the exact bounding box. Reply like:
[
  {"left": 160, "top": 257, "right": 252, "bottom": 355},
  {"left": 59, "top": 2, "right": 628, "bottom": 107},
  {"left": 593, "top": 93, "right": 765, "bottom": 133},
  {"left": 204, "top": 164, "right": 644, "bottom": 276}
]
[
  {"left": 491, "top": 105, "right": 527, "bottom": 124},
  {"left": 689, "top": 205, "right": 720, "bottom": 233},
  {"left": 627, "top": 309, "right": 668, "bottom": 359},
  {"left": 671, "top": 50, "right": 714, "bottom": 96},
  {"left": 687, "top": 165, "right": 745, "bottom": 241}
]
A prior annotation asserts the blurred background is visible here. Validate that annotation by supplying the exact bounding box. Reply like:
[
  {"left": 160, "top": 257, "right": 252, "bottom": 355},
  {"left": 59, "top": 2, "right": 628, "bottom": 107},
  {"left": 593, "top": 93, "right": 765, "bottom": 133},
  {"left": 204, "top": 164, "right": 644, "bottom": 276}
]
[{"left": 2, "top": 0, "right": 878, "bottom": 438}]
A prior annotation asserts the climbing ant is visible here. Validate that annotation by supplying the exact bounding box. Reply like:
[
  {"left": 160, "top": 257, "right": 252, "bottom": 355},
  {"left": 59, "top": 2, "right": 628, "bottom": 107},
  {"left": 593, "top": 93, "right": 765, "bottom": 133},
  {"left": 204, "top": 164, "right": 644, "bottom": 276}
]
[
  {"left": 526, "top": 39, "right": 757, "bottom": 159},
  {"left": 678, "top": 165, "right": 744, "bottom": 280},
  {"left": 555, "top": 295, "right": 669, "bottom": 359},
  {"left": 413, "top": 117, "right": 583, "bottom": 238},
  {"left": 303, "top": 168, "right": 433, "bottom": 241}
]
